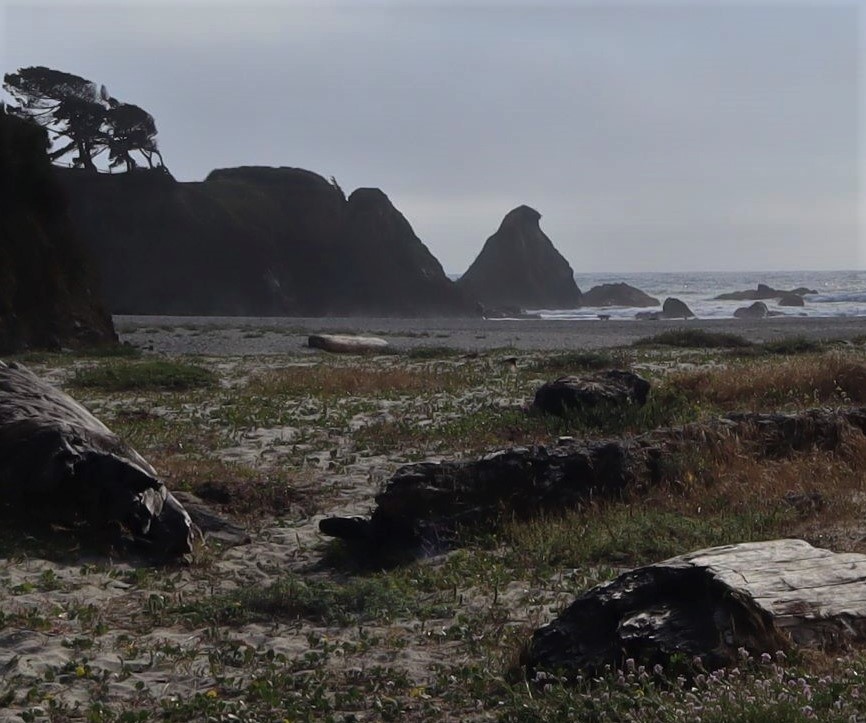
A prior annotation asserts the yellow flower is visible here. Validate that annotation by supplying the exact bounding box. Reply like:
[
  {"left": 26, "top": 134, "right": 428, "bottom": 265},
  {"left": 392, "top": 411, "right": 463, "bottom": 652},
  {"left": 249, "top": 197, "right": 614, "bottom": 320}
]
[
  {"left": 75, "top": 665, "right": 86, "bottom": 678},
  {"left": 206, "top": 689, "right": 218, "bottom": 698}
]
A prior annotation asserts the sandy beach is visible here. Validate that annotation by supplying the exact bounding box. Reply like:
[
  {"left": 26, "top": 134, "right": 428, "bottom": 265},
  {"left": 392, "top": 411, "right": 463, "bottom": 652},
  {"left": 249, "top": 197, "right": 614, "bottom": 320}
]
[
  {"left": 116, "top": 314, "right": 866, "bottom": 356},
  {"left": 4, "top": 318, "right": 866, "bottom": 720}
]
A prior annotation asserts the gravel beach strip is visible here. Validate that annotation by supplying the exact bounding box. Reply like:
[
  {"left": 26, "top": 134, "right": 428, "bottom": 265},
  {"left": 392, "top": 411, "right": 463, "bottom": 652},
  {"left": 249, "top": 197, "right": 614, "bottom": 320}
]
[{"left": 116, "top": 314, "right": 866, "bottom": 356}]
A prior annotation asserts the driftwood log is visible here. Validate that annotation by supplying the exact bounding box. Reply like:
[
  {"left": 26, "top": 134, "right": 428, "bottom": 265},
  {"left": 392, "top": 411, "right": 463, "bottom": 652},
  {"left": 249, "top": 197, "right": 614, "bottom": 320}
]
[
  {"left": 320, "top": 439, "right": 656, "bottom": 558},
  {"left": 0, "top": 361, "right": 196, "bottom": 558},
  {"left": 532, "top": 370, "right": 650, "bottom": 417},
  {"left": 525, "top": 539, "right": 866, "bottom": 676},
  {"left": 319, "top": 407, "right": 866, "bottom": 559},
  {"left": 307, "top": 334, "right": 389, "bottom": 353}
]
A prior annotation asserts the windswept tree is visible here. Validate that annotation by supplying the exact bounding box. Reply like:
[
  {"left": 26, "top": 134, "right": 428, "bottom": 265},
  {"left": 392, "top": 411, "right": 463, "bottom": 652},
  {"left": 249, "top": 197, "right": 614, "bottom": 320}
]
[
  {"left": 3, "top": 65, "right": 167, "bottom": 173},
  {"left": 104, "top": 100, "right": 164, "bottom": 172},
  {"left": 3, "top": 66, "right": 107, "bottom": 171}
]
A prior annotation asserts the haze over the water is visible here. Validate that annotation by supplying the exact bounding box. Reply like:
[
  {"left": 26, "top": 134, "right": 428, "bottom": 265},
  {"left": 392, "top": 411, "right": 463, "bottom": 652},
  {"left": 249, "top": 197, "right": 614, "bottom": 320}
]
[{"left": 1, "top": 0, "right": 861, "bottom": 273}]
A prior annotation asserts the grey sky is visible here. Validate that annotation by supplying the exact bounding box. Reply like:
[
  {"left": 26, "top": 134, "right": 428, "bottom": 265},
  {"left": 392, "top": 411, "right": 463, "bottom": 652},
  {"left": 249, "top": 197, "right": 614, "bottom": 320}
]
[{"left": 2, "top": 1, "right": 861, "bottom": 273}]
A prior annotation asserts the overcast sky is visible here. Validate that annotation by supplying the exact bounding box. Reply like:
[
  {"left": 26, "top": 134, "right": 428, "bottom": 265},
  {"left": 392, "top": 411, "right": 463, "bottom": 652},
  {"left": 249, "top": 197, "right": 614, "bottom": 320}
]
[{"left": 2, "top": 1, "right": 861, "bottom": 273}]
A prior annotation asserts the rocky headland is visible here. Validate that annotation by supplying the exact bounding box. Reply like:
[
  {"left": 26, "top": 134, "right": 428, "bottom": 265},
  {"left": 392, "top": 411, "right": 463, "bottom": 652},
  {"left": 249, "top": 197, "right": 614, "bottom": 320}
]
[
  {"left": 57, "top": 166, "right": 477, "bottom": 317},
  {"left": 0, "top": 112, "right": 116, "bottom": 353}
]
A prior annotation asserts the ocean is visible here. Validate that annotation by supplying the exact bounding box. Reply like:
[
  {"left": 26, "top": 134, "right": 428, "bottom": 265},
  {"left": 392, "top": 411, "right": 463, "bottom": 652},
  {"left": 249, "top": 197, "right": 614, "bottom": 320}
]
[{"left": 521, "top": 270, "right": 866, "bottom": 321}]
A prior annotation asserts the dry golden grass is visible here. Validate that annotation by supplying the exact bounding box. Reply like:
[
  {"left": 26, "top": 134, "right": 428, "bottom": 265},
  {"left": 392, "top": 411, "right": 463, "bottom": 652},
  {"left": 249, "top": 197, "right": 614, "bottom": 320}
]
[
  {"left": 669, "top": 352, "right": 866, "bottom": 409},
  {"left": 505, "top": 422, "right": 866, "bottom": 570},
  {"left": 650, "top": 424, "right": 866, "bottom": 543},
  {"left": 155, "top": 454, "right": 321, "bottom": 519},
  {"left": 246, "top": 364, "right": 472, "bottom": 397}
]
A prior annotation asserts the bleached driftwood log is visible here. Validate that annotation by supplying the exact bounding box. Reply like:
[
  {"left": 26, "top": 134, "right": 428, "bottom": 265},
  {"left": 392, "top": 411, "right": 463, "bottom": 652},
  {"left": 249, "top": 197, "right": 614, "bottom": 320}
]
[
  {"left": 0, "top": 361, "right": 196, "bottom": 558},
  {"left": 308, "top": 334, "right": 389, "bottom": 353},
  {"left": 525, "top": 539, "right": 866, "bottom": 676}
]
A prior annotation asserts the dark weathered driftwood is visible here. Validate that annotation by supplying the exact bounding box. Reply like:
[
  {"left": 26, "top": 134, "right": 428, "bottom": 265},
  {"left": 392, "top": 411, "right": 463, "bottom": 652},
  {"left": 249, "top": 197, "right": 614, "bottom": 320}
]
[
  {"left": 0, "top": 361, "right": 196, "bottom": 558},
  {"left": 532, "top": 370, "right": 650, "bottom": 417},
  {"left": 172, "top": 491, "right": 251, "bottom": 547},
  {"left": 320, "top": 439, "right": 658, "bottom": 556},
  {"left": 319, "top": 406, "right": 866, "bottom": 558},
  {"left": 525, "top": 539, "right": 866, "bottom": 677}
]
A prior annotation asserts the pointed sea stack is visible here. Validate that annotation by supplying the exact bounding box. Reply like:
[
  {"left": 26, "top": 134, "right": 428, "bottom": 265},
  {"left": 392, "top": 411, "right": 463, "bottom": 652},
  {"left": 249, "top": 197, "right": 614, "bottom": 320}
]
[{"left": 457, "top": 206, "right": 581, "bottom": 310}]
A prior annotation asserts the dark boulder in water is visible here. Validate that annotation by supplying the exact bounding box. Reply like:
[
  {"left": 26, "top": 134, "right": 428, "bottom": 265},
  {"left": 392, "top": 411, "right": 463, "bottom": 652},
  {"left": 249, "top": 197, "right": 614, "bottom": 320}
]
[
  {"left": 734, "top": 301, "right": 769, "bottom": 319},
  {"left": 778, "top": 293, "right": 805, "bottom": 307},
  {"left": 716, "top": 284, "right": 816, "bottom": 302},
  {"left": 581, "top": 282, "right": 659, "bottom": 308},
  {"left": 457, "top": 206, "right": 582, "bottom": 310},
  {"left": 661, "top": 297, "right": 695, "bottom": 318},
  {"left": 636, "top": 297, "right": 695, "bottom": 320}
]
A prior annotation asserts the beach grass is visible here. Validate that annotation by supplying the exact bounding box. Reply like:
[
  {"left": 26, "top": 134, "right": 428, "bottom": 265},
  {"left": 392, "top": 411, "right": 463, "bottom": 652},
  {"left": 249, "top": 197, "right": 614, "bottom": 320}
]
[
  {"left": 669, "top": 351, "right": 866, "bottom": 408},
  {"left": 71, "top": 359, "right": 216, "bottom": 391},
  {"left": 4, "top": 342, "right": 866, "bottom": 720},
  {"left": 633, "top": 328, "right": 753, "bottom": 348},
  {"left": 527, "top": 349, "right": 625, "bottom": 374}
]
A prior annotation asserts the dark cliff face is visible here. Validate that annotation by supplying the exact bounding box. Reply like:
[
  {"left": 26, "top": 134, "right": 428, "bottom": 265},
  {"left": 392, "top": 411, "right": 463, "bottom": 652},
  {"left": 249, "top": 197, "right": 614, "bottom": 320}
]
[
  {"left": 57, "top": 166, "right": 476, "bottom": 317},
  {"left": 457, "top": 205, "right": 581, "bottom": 310},
  {"left": 0, "top": 113, "right": 116, "bottom": 353},
  {"left": 332, "top": 188, "right": 476, "bottom": 316}
]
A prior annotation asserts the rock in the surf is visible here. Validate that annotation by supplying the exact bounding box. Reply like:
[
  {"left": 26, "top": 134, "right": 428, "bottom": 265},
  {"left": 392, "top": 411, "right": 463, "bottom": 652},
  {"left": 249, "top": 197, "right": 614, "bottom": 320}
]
[
  {"left": 581, "top": 282, "right": 659, "bottom": 308},
  {"left": 734, "top": 301, "right": 769, "bottom": 319}
]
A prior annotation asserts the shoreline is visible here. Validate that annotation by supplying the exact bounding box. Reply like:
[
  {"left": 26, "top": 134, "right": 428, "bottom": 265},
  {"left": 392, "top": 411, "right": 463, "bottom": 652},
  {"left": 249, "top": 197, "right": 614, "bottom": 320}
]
[{"left": 115, "top": 314, "right": 866, "bottom": 355}]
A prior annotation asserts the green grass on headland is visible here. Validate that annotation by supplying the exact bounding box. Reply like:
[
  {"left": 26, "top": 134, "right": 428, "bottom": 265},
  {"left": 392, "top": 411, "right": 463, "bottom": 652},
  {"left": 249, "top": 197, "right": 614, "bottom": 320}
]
[{"left": 72, "top": 360, "right": 216, "bottom": 391}]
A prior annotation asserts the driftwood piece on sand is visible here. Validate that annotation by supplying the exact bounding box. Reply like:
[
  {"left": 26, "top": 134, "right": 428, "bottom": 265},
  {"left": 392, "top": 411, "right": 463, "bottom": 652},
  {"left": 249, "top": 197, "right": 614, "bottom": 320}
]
[
  {"left": 320, "top": 439, "right": 654, "bottom": 555},
  {"left": 525, "top": 539, "right": 866, "bottom": 676},
  {"left": 532, "top": 370, "right": 650, "bottom": 417},
  {"left": 308, "top": 334, "right": 389, "bottom": 353},
  {"left": 0, "top": 361, "right": 197, "bottom": 558},
  {"left": 319, "top": 407, "right": 866, "bottom": 559}
]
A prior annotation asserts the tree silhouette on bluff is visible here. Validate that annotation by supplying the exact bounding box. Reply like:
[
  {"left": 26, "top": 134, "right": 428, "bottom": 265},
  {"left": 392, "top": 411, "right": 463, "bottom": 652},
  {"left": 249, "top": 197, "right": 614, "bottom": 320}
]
[{"left": 3, "top": 66, "right": 166, "bottom": 173}]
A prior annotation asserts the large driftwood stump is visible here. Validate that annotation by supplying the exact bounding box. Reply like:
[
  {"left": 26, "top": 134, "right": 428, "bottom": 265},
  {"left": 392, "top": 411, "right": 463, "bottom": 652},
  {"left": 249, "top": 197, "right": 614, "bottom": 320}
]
[
  {"left": 532, "top": 370, "right": 650, "bottom": 417},
  {"left": 0, "top": 361, "right": 196, "bottom": 558},
  {"left": 319, "top": 439, "right": 657, "bottom": 557},
  {"left": 320, "top": 407, "right": 866, "bottom": 561},
  {"left": 526, "top": 539, "right": 866, "bottom": 677}
]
